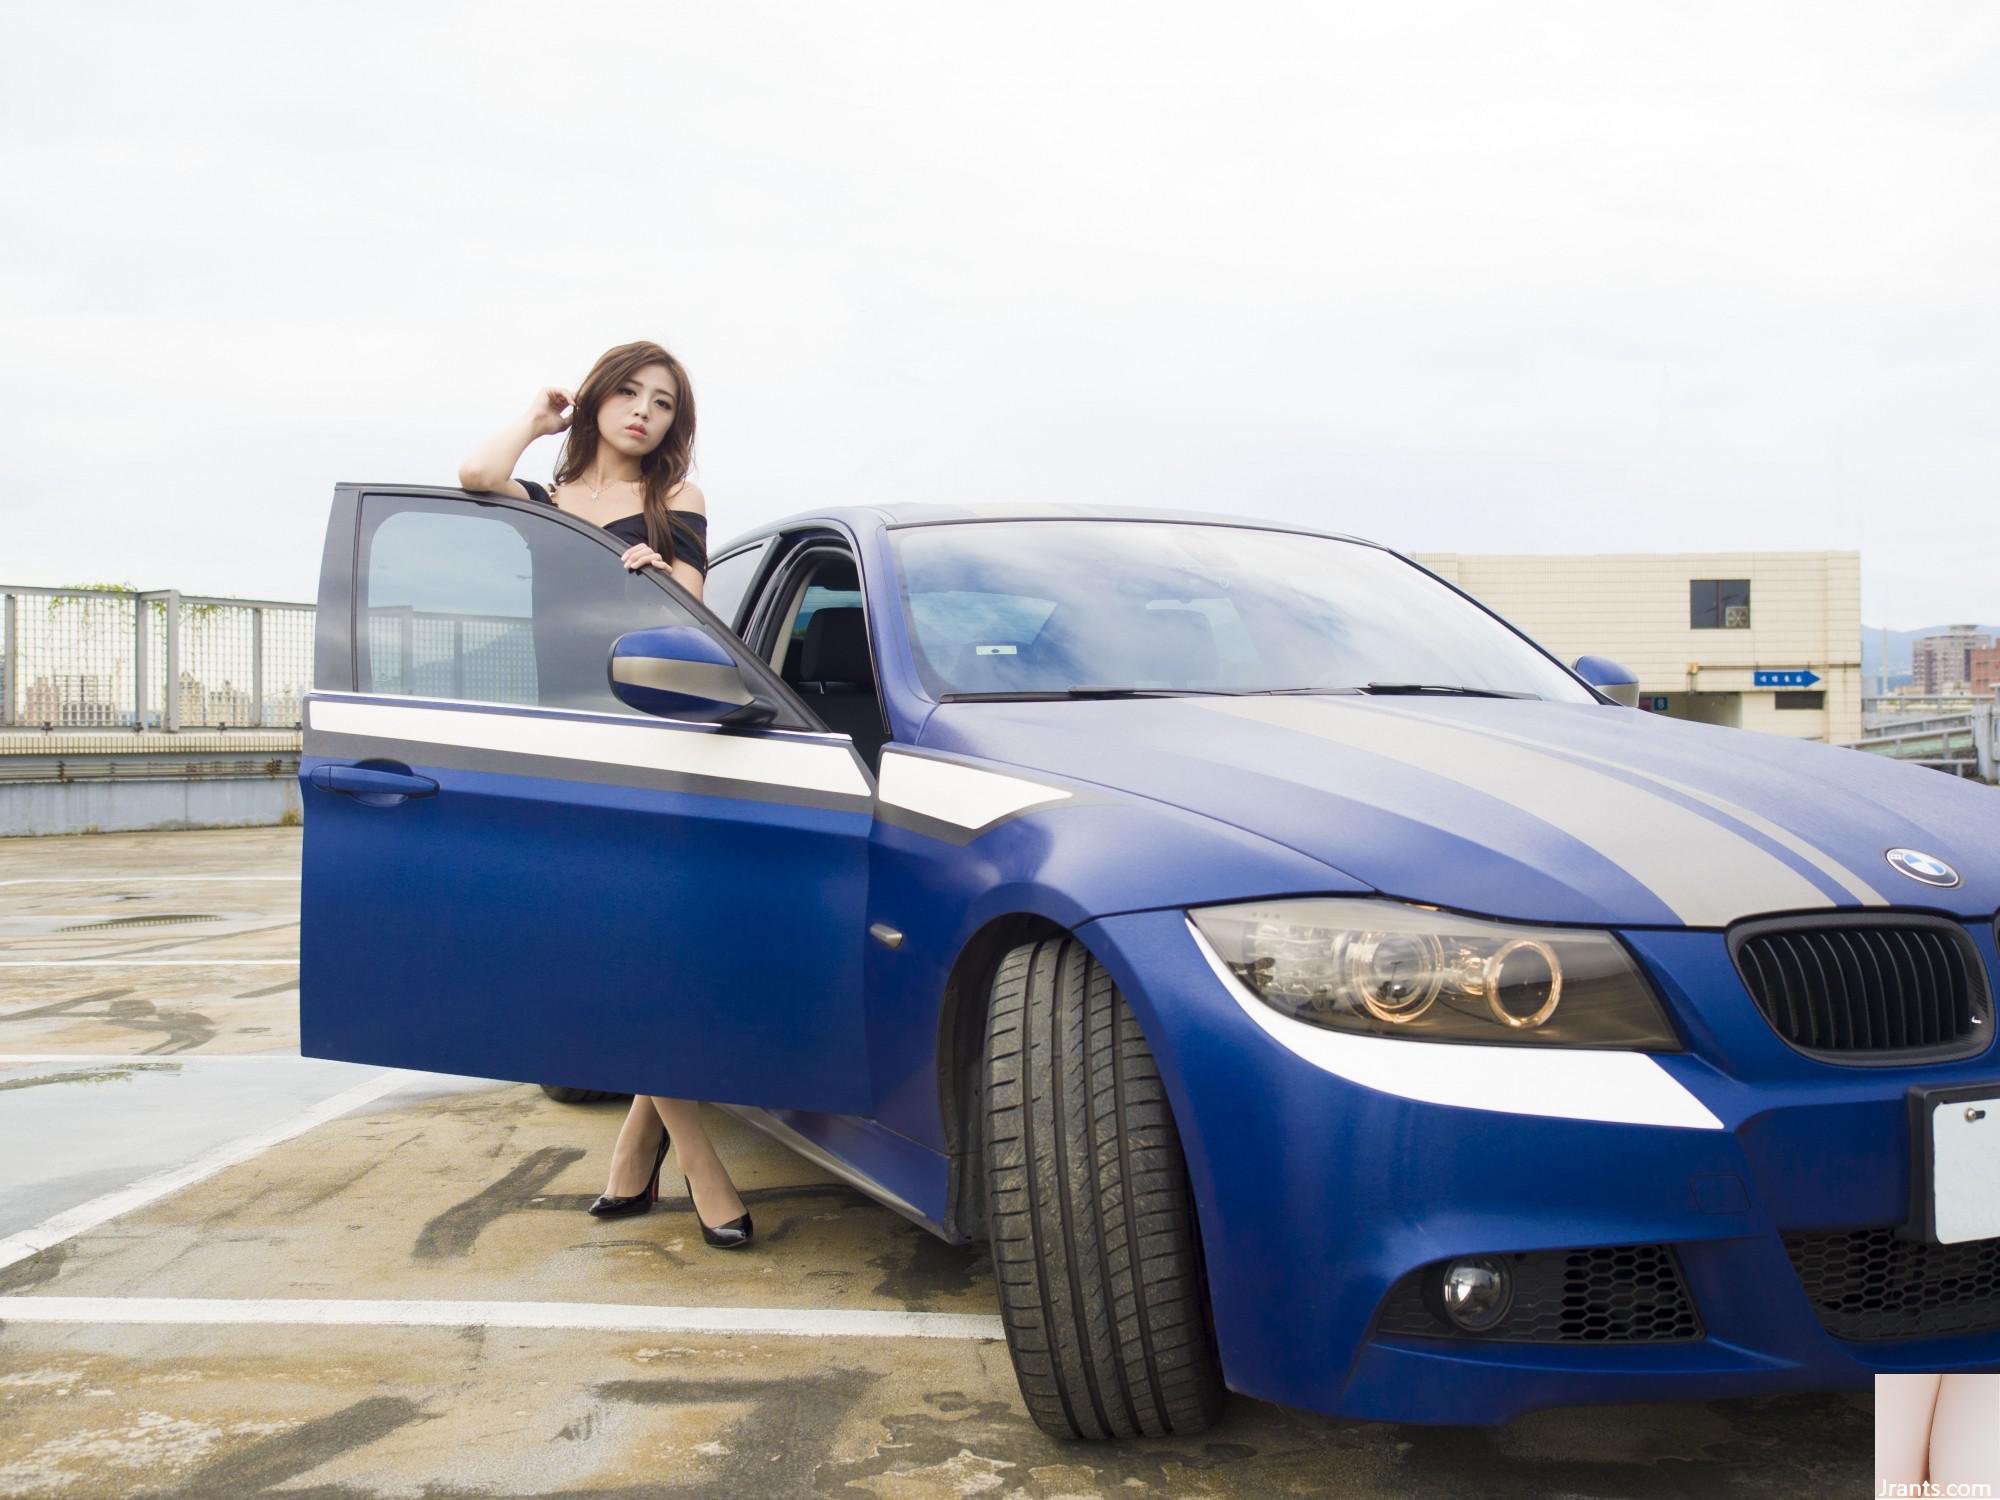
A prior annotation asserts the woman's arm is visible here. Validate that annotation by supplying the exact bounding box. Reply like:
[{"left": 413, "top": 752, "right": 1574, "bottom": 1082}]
[
  {"left": 1876, "top": 1371, "right": 1942, "bottom": 1490},
  {"left": 618, "top": 481, "right": 707, "bottom": 602},
  {"left": 459, "top": 387, "right": 573, "bottom": 495}
]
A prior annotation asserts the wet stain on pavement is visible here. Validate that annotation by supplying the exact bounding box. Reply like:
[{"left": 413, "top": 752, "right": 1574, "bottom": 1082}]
[
  {"left": 867, "top": 1223, "right": 988, "bottom": 1309},
  {"left": 416, "top": 1171, "right": 877, "bottom": 1263},
  {"left": 155, "top": 1394, "right": 431, "bottom": 1498},
  {"left": 1, "top": 986, "right": 215, "bottom": 1054},
  {"left": 0, "top": 1062, "right": 181, "bottom": 1093},
  {"left": 654, "top": 1182, "right": 873, "bottom": 1246},
  {"left": 1472, "top": 1392, "right": 1872, "bottom": 1496},
  {"left": 233, "top": 979, "right": 300, "bottom": 1000},
  {"left": 119, "top": 997, "right": 218, "bottom": 1055},
  {"left": 815, "top": 1387, "right": 1281, "bottom": 1495},
  {"left": 413, "top": 1147, "right": 588, "bottom": 1260},
  {"left": 570, "top": 1235, "right": 690, "bottom": 1269},
  {"left": 84, "top": 917, "right": 298, "bottom": 961},
  {"left": 1387, "top": 1389, "right": 1872, "bottom": 1499},
  {"left": 0, "top": 1242, "right": 65, "bottom": 1293},
  {"left": 1, "top": 986, "right": 132, "bottom": 1019},
  {"left": 594, "top": 1368, "right": 881, "bottom": 1496}
]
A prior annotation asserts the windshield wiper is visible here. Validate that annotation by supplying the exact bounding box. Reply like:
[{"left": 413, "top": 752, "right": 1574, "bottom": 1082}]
[
  {"left": 937, "top": 686, "right": 1259, "bottom": 702},
  {"left": 1062, "top": 685, "right": 1256, "bottom": 699},
  {"left": 937, "top": 683, "right": 1529, "bottom": 703},
  {"left": 1359, "top": 682, "right": 1537, "bottom": 699}
]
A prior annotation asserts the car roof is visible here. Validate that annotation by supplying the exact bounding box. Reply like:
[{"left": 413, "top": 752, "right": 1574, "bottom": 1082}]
[{"left": 717, "top": 501, "right": 1380, "bottom": 553}]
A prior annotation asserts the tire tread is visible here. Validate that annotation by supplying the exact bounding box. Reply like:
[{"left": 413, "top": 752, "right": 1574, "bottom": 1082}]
[{"left": 982, "top": 935, "right": 1223, "bottom": 1439}]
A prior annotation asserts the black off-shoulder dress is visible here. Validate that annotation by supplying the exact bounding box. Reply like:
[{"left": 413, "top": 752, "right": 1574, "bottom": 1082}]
[{"left": 515, "top": 479, "right": 709, "bottom": 577}]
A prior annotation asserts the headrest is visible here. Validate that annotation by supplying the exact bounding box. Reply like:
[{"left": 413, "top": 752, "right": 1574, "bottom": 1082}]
[{"left": 801, "top": 606, "right": 873, "bottom": 684}]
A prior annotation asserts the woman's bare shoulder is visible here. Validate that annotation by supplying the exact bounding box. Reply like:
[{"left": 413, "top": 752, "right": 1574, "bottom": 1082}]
[{"left": 665, "top": 479, "right": 706, "bottom": 514}]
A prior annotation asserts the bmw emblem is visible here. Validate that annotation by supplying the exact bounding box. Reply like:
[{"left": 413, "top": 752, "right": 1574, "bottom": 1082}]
[{"left": 1885, "top": 848, "right": 1961, "bottom": 888}]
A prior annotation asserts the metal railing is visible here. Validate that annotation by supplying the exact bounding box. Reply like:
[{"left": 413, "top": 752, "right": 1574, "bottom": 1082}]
[
  {"left": 1843, "top": 705, "right": 1998, "bottom": 781},
  {"left": 0, "top": 585, "right": 314, "bottom": 733},
  {"left": 362, "top": 606, "right": 536, "bottom": 704}
]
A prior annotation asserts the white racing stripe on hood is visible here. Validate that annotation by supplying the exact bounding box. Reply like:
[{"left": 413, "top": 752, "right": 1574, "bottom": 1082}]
[
  {"left": 1199, "top": 698, "right": 1831, "bottom": 927},
  {"left": 1188, "top": 920, "right": 1723, "bottom": 1130},
  {"left": 1366, "top": 703, "right": 1890, "bottom": 908}
]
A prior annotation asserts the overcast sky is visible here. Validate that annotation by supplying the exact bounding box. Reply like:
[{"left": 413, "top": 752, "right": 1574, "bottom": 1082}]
[{"left": 3, "top": 2, "right": 1995, "bottom": 627}]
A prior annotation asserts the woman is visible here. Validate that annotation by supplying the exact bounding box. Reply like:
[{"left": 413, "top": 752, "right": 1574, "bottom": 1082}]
[
  {"left": 1875, "top": 1371, "right": 2000, "bottom": 1491},
  {"left": 457, "top": 339, "right": 753, "bottom": 1250}
]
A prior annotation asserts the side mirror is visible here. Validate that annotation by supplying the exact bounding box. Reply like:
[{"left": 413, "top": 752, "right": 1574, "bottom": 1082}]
[
  {"left": 1573, "top": 655, "right": 1640, "bottom": 707},
  {"left": 609, "top": 626, "right": 776, "bottom": 726}
]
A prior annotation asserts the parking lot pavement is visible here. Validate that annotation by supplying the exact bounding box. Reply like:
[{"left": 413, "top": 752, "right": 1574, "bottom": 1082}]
[{"left": 0, "top": 827, "right": 1873, "bottom": 1497}]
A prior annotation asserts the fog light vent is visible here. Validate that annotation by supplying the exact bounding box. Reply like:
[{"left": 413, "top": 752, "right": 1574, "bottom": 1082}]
[
  {"left": 1787, "top": 1226, "right": 2000, "bottom": 1341},
  {"left": 1375, "top": 1244, "right": 1702, "bottom": 1344}
]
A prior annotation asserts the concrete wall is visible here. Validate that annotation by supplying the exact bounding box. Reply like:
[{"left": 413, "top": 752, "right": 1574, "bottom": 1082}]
[
  {"left": 0, "top": 776, "right": 301, "bottom": 838},
  {"left": 1413, "top": 550, "right": 1864, "bottom": 743}
]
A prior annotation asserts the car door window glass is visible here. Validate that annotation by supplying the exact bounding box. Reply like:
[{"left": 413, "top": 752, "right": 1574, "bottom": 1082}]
[
  {"left": 700, "top": 542, "right": 770, "bottom": 636},
  {"left": 362, "top": 510, "right": 537, "bottom": 703},
  {"left": 358, "top": 496, "right": 704, "bottom": 714}
]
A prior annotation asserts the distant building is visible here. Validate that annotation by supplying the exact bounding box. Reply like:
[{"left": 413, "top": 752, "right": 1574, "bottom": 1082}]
[
  {"left": 176, "top": 672, "right": 257, "bottom": 727},
  {"left": 1971, "top": 643, "right": 2000, "bottom": 698},
  {"left": 1910, "top": 625, "right": 1993, "bottom": 695},
  {"left": 21, "top": 673, "right": 122, "bottom": 728},
  {"left": 1412, "top": 551, "right": 1862, "bottom": 743}
]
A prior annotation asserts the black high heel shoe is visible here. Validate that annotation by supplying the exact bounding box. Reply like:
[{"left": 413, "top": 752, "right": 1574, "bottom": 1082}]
[
  {"left": 698, "top": 1209, "right": 754, "bottom": 1250},
  {"left": 587, "top": 1128, "right": 670, "bottom": 1219}
]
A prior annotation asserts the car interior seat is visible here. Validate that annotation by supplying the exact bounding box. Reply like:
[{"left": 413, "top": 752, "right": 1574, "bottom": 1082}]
[{"left": 797, "top": 605, "right": 889, "bottom": 768}]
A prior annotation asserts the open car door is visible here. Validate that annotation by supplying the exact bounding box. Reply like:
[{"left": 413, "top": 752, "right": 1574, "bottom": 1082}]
[{"left": 299, "top": 485, "right": 875, "bottom": 1113}]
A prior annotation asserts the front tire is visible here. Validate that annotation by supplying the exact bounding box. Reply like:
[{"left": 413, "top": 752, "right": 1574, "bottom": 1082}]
[
  {"left": 537, "top": 1085, "right": 626, "bottom": 1104},
  {"left": 982, "top": 935, "right": 1225, "bottom": 1440}
]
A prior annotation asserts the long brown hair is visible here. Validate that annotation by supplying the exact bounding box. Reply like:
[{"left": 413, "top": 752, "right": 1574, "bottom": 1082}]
[{"left": 553, "top": 340, "right": 697, "bottom": 563}]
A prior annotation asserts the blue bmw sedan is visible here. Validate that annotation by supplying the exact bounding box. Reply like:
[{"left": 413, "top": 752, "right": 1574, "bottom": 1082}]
[{"left": 301, "top": 486, "right": 2000, "bottom": 1437}]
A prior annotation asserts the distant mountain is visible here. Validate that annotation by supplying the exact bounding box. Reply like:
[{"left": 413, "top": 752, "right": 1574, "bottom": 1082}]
[{"left": 1860, "top": 623, "right": 2000, "bottom": 688}]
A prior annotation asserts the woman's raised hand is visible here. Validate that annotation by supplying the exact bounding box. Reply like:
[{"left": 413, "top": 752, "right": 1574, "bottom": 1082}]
[
  {"left": 620, "top": 542, "right": 669, "bottom": 573},
  {"left": 523, "top": 386, "right": 575, "bottom": 438}
]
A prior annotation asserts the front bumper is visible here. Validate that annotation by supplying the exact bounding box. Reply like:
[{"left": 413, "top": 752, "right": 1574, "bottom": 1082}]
[{"left": 1079, "top": 908, "right": 2000, "bottom": 1426}]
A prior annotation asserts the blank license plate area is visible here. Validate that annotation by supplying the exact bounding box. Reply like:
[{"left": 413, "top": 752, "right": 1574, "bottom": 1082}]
[{"left": 1930, "top": 1091, "right": 2000, "bottom": 1245}]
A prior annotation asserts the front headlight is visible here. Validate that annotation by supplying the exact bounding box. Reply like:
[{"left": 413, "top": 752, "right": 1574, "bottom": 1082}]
[{"left": 1189, "top": 898, "right": 1681, "bottom": 1049}]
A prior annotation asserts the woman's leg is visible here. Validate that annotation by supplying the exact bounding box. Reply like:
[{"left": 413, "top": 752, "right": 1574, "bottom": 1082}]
[
  {"left": 1875, "top": 1371, "right": 1941, "bottom": 1491},
  {"left": 601, "top": 1094, "right": 666, "bottom": 1196},
  {"left": 1928, "top": 1372, "right": 2000, "bottom": 1488},
  {"left": 648, "top": 1096, "right": 747, "bottom": 1227}
]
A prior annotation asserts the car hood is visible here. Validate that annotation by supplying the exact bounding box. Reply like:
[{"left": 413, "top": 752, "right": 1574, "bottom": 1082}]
[{"left": 918, "top": 695, "right": 2000, "bottom": 927}]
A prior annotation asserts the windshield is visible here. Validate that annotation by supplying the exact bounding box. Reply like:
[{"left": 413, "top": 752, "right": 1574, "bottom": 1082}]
[{"left": 888, "top": 521, "right": 1595, "bottom": 703}]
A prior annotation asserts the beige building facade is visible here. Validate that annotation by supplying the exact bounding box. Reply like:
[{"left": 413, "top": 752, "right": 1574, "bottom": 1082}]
[{"left": 1411, "top": 551, "right": 1863, "bottom": 745}]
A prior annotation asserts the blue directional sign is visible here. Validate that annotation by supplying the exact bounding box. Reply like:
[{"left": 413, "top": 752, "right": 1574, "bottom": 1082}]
[{"left": 1753, "top": 670, "right": 1820, "bottom": 688}]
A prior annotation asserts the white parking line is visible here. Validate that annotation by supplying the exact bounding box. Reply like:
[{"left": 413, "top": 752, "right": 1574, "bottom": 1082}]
[
  {"left": 0, "top": 876, "right": 301, "bottom": 887},
  {"left": 0, "top": 959, "right": 297, "bottom": 968},
  {"left": 0, "top": 1054, "right": 301, "bottom": 1064},
  {"left": 0, "top": 1069, "right": 411, "bottom": 1273},
  {"left": 0, "top": 1296, "right": 1005, "bottom": 1341}
]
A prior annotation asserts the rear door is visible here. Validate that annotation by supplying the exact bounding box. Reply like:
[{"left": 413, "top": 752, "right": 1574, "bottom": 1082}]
[{"left": 300, "top": 486, "right": 874, "bottom": 1112}]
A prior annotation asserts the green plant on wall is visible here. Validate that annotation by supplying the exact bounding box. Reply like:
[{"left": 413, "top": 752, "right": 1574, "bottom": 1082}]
[{"left": 42, "top": 584, "right": 141, "bottom": 645}]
